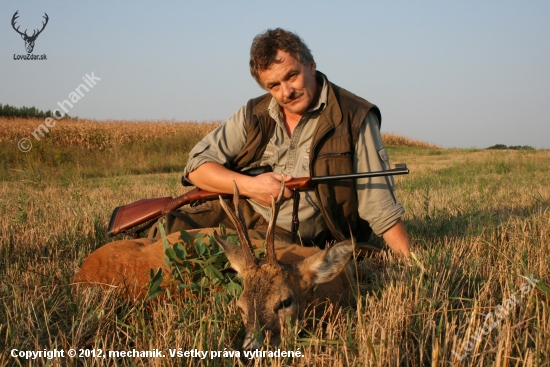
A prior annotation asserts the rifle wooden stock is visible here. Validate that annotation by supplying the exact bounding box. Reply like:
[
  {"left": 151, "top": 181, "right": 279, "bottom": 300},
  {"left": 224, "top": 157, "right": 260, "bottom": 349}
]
[
  {"left": 107, "top": 164, "right": 409, "bottom": 237},
  {"left": 107, "top": 180, "right": 311, "bottom": 236},
  {"left": 107, "top": 189, "right": 218, "bottom": 236}
]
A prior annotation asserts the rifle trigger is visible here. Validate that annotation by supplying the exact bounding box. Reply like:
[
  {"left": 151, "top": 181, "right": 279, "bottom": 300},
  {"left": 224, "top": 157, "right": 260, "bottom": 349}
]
[{"left": 190, "top": 199, "right": 206, "bottom": 208}]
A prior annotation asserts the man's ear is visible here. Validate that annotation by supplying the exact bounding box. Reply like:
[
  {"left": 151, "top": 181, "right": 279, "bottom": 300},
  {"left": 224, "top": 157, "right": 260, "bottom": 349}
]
[
  {"left": 310, "top": 60, "right": 317, "bottom": 74},
  {"left": 297, "top": 240, "right": 352, "bottom": 285},
  {"left": 213, "top": 231, "right": 248, "bottom": 274}
]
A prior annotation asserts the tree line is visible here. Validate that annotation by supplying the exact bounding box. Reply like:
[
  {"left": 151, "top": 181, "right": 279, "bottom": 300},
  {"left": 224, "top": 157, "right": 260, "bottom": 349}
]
[
  {"left": 486, "top": 144, "right": 535, "bottom": 150},
  {"left": 0, "top": 103, "right": 70, "bottom": 119}
]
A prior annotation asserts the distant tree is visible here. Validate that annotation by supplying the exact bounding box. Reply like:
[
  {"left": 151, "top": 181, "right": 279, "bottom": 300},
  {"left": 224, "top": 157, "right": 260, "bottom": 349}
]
[
  {"left": 0, "top": 103, "right": 63, "bottom": 119},
  {"left": 487, "top": 144, "right": 508, "bottom": 150},
  {"left": 487, "top": 144, "right": 535, "bottom": 150}
]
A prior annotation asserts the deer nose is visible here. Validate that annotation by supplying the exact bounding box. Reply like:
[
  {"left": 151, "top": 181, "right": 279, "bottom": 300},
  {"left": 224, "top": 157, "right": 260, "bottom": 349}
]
[
  {"left": 242, "top": 332, "right": 262, "bottom": 351},
  {"left": 242, "top": 329, "right": 282, "bottom": 350}
]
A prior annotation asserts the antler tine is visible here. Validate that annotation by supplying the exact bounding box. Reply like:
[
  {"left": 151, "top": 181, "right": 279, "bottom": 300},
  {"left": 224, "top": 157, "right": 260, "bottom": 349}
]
[
  {"left": 33, "top": 13, "right": 49, "bottom": 38},
  {"left": 11, "top": 11, "right": 19, "bottom": 26},
  {"left": 264, "top": 176, "right": 286, "bottom": 266},
  {"left": 39, "top": 13, "right": 49, "bottom": 32},
  {"left": 11, "top": 11, "right": 26, "bottom": 36},
  {"left": 217, "top": 182, "right": 256, "bottom": 268}
]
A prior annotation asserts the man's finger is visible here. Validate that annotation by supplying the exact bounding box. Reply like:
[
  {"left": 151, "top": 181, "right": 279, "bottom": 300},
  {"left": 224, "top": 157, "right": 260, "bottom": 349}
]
[
  {"left": 283, "top": 188, "right": 293, "bottom": 199},
  {"left": 275, "top": 173, "right": 293, "bottom": 181}
]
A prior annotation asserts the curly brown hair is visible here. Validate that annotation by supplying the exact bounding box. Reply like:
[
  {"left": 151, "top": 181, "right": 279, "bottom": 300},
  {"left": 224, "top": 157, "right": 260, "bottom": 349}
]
[{"left": 249, "top": 28, "right": 315, "bottom": 88}]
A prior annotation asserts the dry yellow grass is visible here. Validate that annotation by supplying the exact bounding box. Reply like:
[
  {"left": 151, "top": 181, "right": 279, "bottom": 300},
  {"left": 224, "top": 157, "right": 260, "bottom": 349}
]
[{"left": 0, "top": 119, "right": 548, "bottom": 366}]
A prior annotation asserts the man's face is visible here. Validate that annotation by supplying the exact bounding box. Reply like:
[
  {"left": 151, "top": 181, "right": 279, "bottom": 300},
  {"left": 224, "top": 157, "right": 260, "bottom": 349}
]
[{"left": 258, "top": 50, "right": 318, "bottom": 116}]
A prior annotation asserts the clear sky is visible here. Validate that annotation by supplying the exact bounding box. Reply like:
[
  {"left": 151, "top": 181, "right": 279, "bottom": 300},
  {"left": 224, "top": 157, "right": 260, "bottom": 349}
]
[{"left": 1, "top": 1, "right": 549, "bottom": 148}]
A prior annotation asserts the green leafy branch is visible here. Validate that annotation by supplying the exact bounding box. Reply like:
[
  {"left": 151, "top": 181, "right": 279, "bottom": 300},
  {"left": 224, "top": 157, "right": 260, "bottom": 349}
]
[{"left": 146, "top": 222, "right": 243, "bottom": 301}]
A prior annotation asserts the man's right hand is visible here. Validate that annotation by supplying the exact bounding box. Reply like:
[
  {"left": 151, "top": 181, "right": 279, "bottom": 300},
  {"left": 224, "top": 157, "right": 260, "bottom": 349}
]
[
  {"left": 187, "top": 162, "right": 293, "bottom": 206},
  {"left": 240, "top": 172, "right": 293, "bottom": 206}
]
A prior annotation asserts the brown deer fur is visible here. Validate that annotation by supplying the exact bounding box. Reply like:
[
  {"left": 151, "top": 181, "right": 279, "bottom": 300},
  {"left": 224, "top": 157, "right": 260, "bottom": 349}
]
[{"left": 74, "top": 182, "right": 357, "bottom": 349}]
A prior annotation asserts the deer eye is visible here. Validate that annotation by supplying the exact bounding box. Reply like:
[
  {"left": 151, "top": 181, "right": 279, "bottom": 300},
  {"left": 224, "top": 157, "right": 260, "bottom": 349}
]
[{"left": 276, "top": 297, "right": 294, "bottom": 312}]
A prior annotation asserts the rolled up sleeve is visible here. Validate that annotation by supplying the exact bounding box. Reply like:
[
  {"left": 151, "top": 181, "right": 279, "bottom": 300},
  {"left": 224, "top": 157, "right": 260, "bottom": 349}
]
[
  {"left": 355, "top": 111, "right": 405, "bottom": 235},
  {"left": 182, "top": 105, "right": 248, "bottom": 182}
]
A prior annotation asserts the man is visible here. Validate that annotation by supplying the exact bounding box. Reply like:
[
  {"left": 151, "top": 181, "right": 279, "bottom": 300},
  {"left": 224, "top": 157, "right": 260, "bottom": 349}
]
[{"left": 149, "top": 28, "right": 411, "bottom": 257}]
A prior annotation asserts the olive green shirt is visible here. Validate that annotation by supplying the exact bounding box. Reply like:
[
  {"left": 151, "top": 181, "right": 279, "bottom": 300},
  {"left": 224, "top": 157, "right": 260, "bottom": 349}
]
[{"left": 183, "top": 75, "right": 405, "bottom": 243}]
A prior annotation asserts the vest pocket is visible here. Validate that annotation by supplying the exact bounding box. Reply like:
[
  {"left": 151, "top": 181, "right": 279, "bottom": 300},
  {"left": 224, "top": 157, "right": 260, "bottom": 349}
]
[
  {"left": 315, "top": 152, "right": 353, "bottom": 175},
  {"left": 317, "top": 152, "right": 351, "bottom": 158}
]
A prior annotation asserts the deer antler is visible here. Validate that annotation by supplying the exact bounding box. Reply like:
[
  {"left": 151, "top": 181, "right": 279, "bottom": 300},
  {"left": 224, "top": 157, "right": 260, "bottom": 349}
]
[
  {"left": 11, "top": 11, "right": 26, "bottom": 37},
  {"left": 11, "top": 11, "right": 48, "bottom": 40},
  {"left": 218, "top": 182, "right": 257, "bottom": 268},
  {"left": 264, "top": 177, "right": 286, "bottom": 266},
  {"left": 30, "top": 13, "right": 49, "bottom": 40}
]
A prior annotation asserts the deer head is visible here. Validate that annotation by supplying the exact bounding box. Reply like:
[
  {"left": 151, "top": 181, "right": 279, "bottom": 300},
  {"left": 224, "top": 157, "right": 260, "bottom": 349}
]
[
  {"left": 213, "top": 180, "right": 353, "bottom": 350},
  {"left": 12, "top": 11, "right": 49, "bottom": 54}
]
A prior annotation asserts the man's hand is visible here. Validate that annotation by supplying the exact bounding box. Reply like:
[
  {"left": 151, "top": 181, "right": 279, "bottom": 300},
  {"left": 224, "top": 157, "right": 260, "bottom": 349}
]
[
  {"left": 382, "top": 218, "right": 411, "bottom": 258},
  {"left": 187, "top": 162, "right": 293, "bottom": 206},
  {"left": 240, "top": 172, "right": 293, "bottom": 206}
]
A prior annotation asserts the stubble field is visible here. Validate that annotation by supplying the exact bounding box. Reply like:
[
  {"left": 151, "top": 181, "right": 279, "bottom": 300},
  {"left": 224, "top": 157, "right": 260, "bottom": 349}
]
[{"left": 0, "top": 117, "right": 549, "bottom": 366}]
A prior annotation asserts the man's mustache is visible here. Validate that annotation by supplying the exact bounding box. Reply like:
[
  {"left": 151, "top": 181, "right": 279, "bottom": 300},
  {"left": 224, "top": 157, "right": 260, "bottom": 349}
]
[{"left": 283, "top": 91, "right": 303, "bottom": 104}]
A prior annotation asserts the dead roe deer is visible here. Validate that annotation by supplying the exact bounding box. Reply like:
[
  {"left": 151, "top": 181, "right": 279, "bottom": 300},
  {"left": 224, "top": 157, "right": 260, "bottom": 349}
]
[{"left": 74, "top": 181, "right": 356, "bottom": 349}]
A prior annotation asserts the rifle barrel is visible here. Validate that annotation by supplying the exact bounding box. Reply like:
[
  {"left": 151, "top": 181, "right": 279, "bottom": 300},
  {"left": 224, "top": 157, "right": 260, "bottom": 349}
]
[
  {"left": 311, "top": 166, "right": 409, "bottom": 182},
  {"left": 108, "top": 164, "right": 409, "bottom": 236}
]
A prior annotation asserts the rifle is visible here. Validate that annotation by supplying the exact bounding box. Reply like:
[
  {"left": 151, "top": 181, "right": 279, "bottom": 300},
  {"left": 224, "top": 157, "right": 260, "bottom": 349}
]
[{"left": 107, "top": 164, "right": 409, "bottom": 237}]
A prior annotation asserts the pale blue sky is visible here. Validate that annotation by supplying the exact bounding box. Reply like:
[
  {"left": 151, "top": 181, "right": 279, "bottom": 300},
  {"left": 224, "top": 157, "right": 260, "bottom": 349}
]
[{"left": 1, "top": 1, "right": 549, "bottom": 148}]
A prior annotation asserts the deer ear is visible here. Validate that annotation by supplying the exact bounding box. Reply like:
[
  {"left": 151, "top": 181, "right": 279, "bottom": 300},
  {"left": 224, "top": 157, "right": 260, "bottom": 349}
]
[
  {"left": 213, "top": 230, "right": 248, "bottom": 274},
  {"left": 297, "top": 241, "right": 353, "bottom": 285}
]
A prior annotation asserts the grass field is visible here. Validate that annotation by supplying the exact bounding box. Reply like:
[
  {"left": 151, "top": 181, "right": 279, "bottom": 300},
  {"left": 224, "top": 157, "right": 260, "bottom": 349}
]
[{"left": 0, "top": 117, "right": 549, "bottom": 366}]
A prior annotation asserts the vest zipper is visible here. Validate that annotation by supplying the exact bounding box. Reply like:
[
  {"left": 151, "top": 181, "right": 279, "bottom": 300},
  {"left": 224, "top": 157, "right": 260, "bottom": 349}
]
[{"left": 310, "top": 125, "right": 347, "bottom": 242}]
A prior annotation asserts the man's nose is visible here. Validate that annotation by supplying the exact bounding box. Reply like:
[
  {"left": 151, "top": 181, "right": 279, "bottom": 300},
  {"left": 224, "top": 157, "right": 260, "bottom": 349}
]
[{"left": 281, "top": 82, "right": 294, "bottom": 98}]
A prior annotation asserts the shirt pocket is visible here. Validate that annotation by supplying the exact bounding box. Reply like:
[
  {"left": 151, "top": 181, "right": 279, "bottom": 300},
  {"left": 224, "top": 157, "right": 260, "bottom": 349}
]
[
  {"left": 259, "top": 145, "right": 278, "bottom": 168},
  {"left": 301, "top": 149, "right": 311, "bottom": 173}
]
